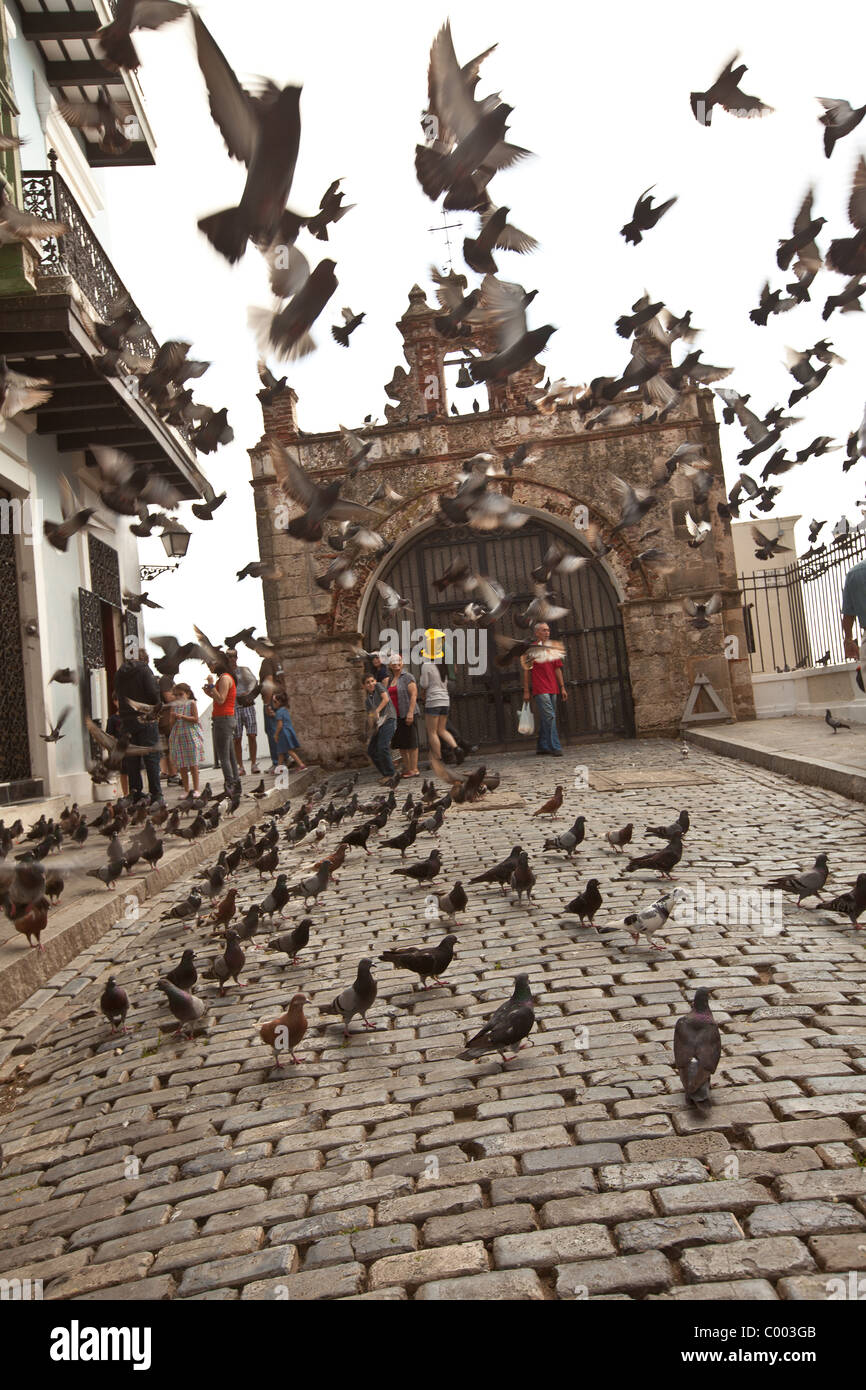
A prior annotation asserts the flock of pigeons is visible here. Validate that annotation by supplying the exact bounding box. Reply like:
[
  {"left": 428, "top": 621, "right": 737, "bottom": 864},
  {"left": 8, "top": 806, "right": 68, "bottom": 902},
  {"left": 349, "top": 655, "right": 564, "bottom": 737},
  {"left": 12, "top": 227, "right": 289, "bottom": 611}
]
[
  {"left": 3, "top": 17, "right": 866, "bottom": 729},
  {"left": 8, "top": 752, "right": 852, "bottom": 1097}
]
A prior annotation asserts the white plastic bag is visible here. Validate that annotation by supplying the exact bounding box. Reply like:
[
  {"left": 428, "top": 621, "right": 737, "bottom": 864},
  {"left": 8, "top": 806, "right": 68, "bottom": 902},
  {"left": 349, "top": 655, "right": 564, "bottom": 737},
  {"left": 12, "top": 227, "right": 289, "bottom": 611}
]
[{"left": 517, "top": 701, "right": 535, "bottom": 736}]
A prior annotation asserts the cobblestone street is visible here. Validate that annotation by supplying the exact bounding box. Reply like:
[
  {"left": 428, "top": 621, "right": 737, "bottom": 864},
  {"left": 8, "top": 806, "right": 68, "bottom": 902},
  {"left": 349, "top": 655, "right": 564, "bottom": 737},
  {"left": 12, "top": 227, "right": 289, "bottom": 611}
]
[{"left": 0, "top": 741, "right": 864, "bottom": 1302}]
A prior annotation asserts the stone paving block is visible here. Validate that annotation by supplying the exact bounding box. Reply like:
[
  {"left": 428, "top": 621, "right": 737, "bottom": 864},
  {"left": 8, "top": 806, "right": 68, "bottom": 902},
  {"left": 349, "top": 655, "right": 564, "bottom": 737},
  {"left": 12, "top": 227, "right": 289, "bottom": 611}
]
[
  {"left": 746, "top": 1201, "right": 866, "bottom": 1240},
  {"left": 240, "top": 1262, "right": 364, "bottom": 1300},
  {"left": 152, "top": 1226, "right": 264, "bottom": 1275},
  {"left": 774, "top": 1169, "right": 866, "bottom": 1202},
  {"left": 808, "top": 1232, "right": 866, "bottom": 1271},
  {"left": 73, "top": 1274, "right": 179, "bottom": 1301},
  {"left": 599, "top": 1159, "right": 709, "bottom": 1191},
  {"left": 268, "top": 1207, "right": 374, "bottom": 1247},
  {"left": 493, "top": 1224, "right": 615, "bottom": 1269},
  {"left": 368, "top": 1241, "right": 489, "bottom": 1291},
  {"left": 490, "top": 1170, "right": 597, "bottom": 1207},
  {"left": 654, "top": 1179, "right": 775, "bottom": 1217},
  {"left": 615, "top": 1211, "right": 744, "bottom": 1254},
  {"left": 680, "top": 1235, "right": 814, "bottom": 1283},
  {"left": 377, "top": 1185, "right": 483, "bottom": 1227},
  {"left": 778, "top": 1273, "right": 861, "bottom": 1300},
  {"left": 179, "top": 1244, "right": 300, "bottom": 1297},
  {"left": 422, "top": 1204, "right": 537, "bottom": 1248},
  {"left": 658, "top": 1279, "right": 779, "bottom": 1301},
  {"left": 541, "top": 1190, "right": 656, "bottom": 1229},
  {"left": 46, "top": 1253, "right": 157, "bottom": 1300},
  {"left": 415, "top": 1270, "right": 545, "bottom": 1300},
  {"left": 556, "top": 1251, "right": 675, "bottom": 1299}
]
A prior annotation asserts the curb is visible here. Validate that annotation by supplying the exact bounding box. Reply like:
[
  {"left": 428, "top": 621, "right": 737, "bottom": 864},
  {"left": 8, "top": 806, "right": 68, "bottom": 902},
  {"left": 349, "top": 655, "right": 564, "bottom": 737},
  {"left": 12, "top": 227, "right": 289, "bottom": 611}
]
[
  {"left": 684, "top": 729, "right": 866, "bottom": 805},
  {"left": 0, "top": 769, "right": 318, "bottom": 1024}
]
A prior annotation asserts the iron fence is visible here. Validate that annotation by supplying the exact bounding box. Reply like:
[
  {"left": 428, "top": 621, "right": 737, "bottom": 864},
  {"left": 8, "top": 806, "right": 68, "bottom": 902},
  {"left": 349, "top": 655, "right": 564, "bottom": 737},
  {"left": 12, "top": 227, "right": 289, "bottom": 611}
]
[{"left": 739, "top": 529, "right": 866, "bottom": 673}]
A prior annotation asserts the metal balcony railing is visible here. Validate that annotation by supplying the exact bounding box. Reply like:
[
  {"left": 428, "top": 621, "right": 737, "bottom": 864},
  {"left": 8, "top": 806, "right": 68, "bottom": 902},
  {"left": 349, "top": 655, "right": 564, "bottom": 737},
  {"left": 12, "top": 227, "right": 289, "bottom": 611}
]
[
  {"left": 19, "top": 157, "right": 195, "bottom": 451},
  {"left": 22, "top": 155, "right": 157, "bottom": 345}
]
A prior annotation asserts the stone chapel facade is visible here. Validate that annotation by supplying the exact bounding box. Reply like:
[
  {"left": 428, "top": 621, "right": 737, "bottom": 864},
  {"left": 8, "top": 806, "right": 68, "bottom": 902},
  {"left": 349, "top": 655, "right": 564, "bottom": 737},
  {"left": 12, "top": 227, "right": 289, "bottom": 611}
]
[{"left": 248, "top": 283, "right": 754, "bottom": 767}]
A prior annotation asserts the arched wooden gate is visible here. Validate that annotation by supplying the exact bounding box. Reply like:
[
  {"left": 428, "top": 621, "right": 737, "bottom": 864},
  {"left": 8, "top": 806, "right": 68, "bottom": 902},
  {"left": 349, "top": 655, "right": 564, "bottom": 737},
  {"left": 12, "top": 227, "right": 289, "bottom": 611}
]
[{"left": 364, "top": 517, "right": 634, "bottom": 748}]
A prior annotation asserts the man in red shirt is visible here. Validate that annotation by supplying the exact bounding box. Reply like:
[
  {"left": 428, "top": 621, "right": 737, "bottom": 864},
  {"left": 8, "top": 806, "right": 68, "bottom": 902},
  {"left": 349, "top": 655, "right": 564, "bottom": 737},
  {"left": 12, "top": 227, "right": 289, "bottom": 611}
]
[{"left": 521, "top": 622, "right": 567, "bottom": 756}]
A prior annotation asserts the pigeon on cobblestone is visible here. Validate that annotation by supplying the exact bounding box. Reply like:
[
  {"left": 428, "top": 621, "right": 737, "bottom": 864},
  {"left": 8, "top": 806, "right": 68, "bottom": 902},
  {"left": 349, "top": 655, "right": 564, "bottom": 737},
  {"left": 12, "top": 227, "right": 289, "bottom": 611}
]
[
  {"left": 321, "top": 958, "right": 377, "bottom": 1036},
  {"left": 543, "top": 815, "right": 586, "bottom": 856},
  {"left": 164, "top": 948, "right": 197, "bottom": 993},
  {"left": 645, "top": 809, "right": 689, "bottom": 839},
  {"left": 820, "top": 874, "right": 866, "bottom": 928},
  {"left": 562, "top": 878, "right": 602, "bottom": 928},
  {"left": 762, "top": 853, "right": 829, "bottom": 904},
  {"left": 205, "top": 887, "right": 238, "bottom": 933},
  {"left": 436, "top": 881, "right": 468, "bottom": 920},
  {"left": 380, "top": 933, "right": 457, "bottom": 989},
  {"left": 674, "top": 988, "right": 722, "bottom": 1108},
  {"left": 533, "top": 784, "right": 564, "bottom": 816},
  {"left": 470, "top": 845, "right": 523, "bottom": 889},
  {"left": 260, "top": 993, "right": 309, "bottom": 1066},
  {"left": 605, "top": 823, "right": 634, "bottom": 853},
  {"left": 510, "top": 851, "right": 536, "bottom": 906},
  {"left": 261, "top": 874, "right": 290, "bottom": 919},
  {"left": 160, "top": 890, "right": 202, "bottom": 922},
  {"left": 267, "top": 916, "right": 312, "bottom": 963},
  {"left": 210, "top": 930, "right": 246, "bottom": 996},
  {"left": 624, "top": 832, "right": 684, "bottom": 878},
  {"left": 381, "top": 820, "right": 419, "bottom": 857},
  {"left": 157, "top": 977, "right": 208, "bottom": 1037},
  {"left": 391, "top": 848, "right": 442, "bottom": 884},
  {"left": 287, "top": 860, "right": 332, "bottom": 906},
  {"left": 100, "top": 977, "right": 129, "bottom": 1033},
  {"left": 235, "top": 903, "right": 264, "bottom": 945},
  {"left": 623, "top": 886, "right": 688, "bottom": 948},
  {"left": 460, "top": 975, "right": 535, "bottom": 1064}
]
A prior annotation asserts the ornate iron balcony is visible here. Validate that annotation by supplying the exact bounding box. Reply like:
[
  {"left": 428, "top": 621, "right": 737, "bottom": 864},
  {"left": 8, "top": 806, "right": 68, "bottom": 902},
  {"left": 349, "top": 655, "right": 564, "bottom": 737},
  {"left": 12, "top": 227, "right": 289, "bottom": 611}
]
[{"left": 20, "top": 158, "right": 195, "bottom": 448}]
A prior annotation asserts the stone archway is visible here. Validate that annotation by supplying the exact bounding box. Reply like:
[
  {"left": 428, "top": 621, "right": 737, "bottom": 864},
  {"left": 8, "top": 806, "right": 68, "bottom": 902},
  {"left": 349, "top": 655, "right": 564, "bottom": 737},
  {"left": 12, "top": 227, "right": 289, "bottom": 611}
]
[{"left": 358, "top": 505, "right": 634, "bottom": 748}]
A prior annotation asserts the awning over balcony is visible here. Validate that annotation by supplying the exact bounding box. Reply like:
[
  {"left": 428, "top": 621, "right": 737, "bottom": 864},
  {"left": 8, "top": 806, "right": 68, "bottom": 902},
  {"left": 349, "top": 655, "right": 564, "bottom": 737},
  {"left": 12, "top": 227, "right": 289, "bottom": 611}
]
[
  {"left": 0, "top": 166, "right": 209, "bottom": 500},
  {"left": 13, "top": 0, "right": 156, "bottom": 167}
]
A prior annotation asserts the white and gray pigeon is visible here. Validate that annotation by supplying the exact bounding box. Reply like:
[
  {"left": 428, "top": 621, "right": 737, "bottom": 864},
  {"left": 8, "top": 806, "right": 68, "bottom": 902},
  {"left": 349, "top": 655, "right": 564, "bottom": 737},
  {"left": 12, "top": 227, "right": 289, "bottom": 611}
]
[
  {"left": 543, "top": 815, "right": 586, "bottom": 856},
  {"left": 673, "top": 988, "right": 722, "bottom": 1108},
  {"left": 156, "top": 978, "right": 207, "bottom": 1037},
  {"left": 622, "top": 886, "right": 689, "bottom": 949},
  {"left": 320, "top": 958, "right": 377, "bottom": 1037}
]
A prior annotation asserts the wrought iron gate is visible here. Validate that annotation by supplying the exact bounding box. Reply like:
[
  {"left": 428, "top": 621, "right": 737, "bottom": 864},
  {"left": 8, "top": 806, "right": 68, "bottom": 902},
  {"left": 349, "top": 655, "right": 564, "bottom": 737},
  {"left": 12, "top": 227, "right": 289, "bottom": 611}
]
[
  {"left": 0, "top": 490, "right": 32, "bottom": 783},
  {"left": 364, "top": 519, "right": 634, "bottom": 747}
]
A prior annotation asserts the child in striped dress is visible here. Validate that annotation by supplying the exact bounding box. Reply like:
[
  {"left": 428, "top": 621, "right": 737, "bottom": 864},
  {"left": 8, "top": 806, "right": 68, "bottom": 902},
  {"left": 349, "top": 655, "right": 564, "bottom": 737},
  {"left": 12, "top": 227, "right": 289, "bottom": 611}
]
[{"left": 169, "top": 684, "right": 205, "bottom": 791}]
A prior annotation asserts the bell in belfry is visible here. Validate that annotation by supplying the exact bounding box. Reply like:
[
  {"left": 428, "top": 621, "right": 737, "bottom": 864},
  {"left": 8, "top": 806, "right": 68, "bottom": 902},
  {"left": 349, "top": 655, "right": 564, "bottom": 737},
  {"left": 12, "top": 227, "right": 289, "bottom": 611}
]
[{"left": 455, "top": 365, "right": 473, "bottom": 389}]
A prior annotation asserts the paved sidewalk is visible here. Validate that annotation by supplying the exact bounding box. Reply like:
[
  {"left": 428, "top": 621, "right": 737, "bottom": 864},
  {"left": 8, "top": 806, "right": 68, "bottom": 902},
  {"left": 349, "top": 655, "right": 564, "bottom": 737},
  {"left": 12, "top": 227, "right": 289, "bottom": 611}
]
[
  {"left": 0, "top": 742, "right": 864, "bottom": 1301},
  {"left": 687, "top": 715, "right": 866, "bottom": 804}
]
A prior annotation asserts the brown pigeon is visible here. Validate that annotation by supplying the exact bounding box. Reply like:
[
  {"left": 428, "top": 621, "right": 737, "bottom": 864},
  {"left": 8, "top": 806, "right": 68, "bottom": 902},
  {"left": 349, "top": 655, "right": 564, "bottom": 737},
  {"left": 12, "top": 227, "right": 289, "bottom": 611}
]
[
  {"left": 260, "top": 993, "right": 309, "bottom": 1066},
  {"left": 532, "top": 784, "right": 563, "bottom": 817},
  {"left": 673, "top": 989, "right": 721, "bottom": 1107}
]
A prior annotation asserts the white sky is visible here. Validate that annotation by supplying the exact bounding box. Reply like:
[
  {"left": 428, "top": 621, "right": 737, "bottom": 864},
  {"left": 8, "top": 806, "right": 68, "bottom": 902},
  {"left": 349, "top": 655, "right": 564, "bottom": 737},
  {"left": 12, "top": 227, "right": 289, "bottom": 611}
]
[{"left": 95, "top": 0, "right": 866, "bottom": 653}]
